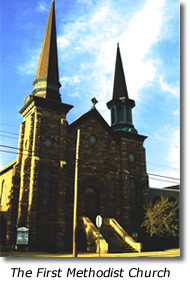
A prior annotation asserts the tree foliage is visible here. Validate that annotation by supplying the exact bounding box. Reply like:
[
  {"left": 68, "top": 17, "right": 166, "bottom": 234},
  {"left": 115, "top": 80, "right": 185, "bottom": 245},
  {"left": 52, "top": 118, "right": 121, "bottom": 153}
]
[{"left": 141, "top": 196, "right": 179, "bottom": 238}]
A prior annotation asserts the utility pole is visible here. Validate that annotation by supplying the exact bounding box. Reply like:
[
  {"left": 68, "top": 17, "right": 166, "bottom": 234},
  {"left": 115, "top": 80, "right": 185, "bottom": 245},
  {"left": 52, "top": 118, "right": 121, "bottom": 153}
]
[
  {"left": 72, "top": 129, "right": 80, "bottom": 257},
  {"left": 96, "top": 215, "right": 102, "bottom": 257}
]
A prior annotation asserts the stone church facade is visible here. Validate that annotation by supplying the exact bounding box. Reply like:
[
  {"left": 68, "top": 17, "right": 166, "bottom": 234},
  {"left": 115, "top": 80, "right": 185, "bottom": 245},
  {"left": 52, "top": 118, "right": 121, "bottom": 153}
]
[{"left": 0, "top": 1, "right": 149, "bottom": 252}]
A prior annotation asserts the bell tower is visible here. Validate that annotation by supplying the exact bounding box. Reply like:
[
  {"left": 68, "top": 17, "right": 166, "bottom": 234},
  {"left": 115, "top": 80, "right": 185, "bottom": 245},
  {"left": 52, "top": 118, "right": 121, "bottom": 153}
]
[
  {"left": 16, "top": 0, "right": 73, "bottom": 251},
  {"left": 107, "top": 44, "right": 138, "bottom": 134}
]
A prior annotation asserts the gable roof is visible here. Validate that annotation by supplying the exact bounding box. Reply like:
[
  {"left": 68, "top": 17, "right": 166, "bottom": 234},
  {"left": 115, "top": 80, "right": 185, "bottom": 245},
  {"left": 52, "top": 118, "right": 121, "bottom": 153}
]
[
  {"left": 0, "top": 160, "right": 17, "bottom": 175},
  {"left": 68, "top": 108, "right": 119, "bottom": 142},
  {"left": 68, "top": 108, "right": 147, "bottom": 142}
]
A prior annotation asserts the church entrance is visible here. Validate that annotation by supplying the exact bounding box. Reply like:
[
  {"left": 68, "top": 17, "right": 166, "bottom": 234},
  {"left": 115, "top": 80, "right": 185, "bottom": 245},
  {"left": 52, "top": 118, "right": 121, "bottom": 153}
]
[{"left": 85, "top": 187, "right": 100, "bottom": 224}]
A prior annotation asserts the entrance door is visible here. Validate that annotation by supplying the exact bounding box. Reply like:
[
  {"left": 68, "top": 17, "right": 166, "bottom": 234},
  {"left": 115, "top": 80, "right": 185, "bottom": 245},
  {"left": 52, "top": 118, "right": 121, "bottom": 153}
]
[{"left": 85, "top": 187, "right": 99, "bottom": 224}]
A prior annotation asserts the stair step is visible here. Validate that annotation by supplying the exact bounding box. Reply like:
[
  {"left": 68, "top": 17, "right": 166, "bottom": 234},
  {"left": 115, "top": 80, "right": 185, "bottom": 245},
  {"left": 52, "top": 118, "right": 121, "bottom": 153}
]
[{"left": 100, "top": 223, "right": 137, "bottom": 253}]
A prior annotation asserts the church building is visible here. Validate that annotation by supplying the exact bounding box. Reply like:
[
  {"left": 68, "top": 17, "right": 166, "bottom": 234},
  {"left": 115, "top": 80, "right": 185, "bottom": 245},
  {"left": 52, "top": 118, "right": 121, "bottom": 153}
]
[{"left": 0, "top": 1, "right": 149, "bottom": 252}]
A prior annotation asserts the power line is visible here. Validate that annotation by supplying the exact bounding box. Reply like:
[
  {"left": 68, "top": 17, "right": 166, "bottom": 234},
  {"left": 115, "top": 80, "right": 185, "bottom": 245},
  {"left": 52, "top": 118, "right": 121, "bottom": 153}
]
[
  {"left": 148, "top": 177, "right": 179, "bottom": 185},
  {"left": 148, "top": 173, "right": 180, "bottom": 181},
  {"left": 0, "top": 143, "right": 180, "bottom": 176},
  {"left": 0, "top": 123, "right": 20, "bottom": 128},
  {"left": 0, "top": 144, "right": 32, "bottom": 152},
  {"left": 0, "top": 150, "right": 18, "bottom": 155},
  {"left": 0, "top": 135, "right": 19, "bottom": 140},
  {"left": 0, "top": 154, "right": 178, "bottom": 186},
  {"left": 147, "top": 162, "right": 179, "bottom": 171},
  {"left": 0, "top": 147, "right": 180, "bottom": 184},
  {"left": 0, "top": 128, "right": 180, "bottom": 172},
  {"left": 0, "top": 126, "right": 180, "bottom": 171},
  {"left": 0, "top": 130, "right": 19, "bottom": 136}
]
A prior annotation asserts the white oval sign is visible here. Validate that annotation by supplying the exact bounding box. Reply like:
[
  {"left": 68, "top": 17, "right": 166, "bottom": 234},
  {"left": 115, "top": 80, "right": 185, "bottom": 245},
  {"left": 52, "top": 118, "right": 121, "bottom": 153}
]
[{"left": 96, "top": 215, "right": 102, "bottom": 228}]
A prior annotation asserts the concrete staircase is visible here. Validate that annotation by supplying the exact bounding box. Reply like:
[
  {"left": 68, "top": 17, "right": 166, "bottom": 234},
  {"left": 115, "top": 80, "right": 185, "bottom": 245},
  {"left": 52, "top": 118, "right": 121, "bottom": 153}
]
[
  {"left": 100, "top": 220, "right": 136, "bottom": 253},
  {"left": 79, "top": 217, "right": 108, "bottom": 253},
  {"left": 79, "top": 217, "right": 141, "bottom": 254},
  {"left": 101, "top": 218, "right": 142, "bottom": 253}
]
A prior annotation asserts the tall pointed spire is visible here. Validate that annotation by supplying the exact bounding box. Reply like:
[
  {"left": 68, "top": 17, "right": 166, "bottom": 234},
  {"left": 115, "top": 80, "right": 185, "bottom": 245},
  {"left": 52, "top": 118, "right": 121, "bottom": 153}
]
[
  {"left": 112, "top": 43, "right": 129, "bottom": 100},
  {"left": 107, "top": 44, "right": 137, "bottom": 133},
  {"left": 32, "top": 0, "right": 61, "bottom": 102}
]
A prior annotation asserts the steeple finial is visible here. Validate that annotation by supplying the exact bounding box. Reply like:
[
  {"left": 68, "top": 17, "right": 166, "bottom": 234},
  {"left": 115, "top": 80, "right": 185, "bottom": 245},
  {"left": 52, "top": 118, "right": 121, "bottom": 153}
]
[
  {"left": 112, "top": 43, "right": 129, "bottom": 100},
  {"left": 91, "top": 97, "right": 98, "bottom": 109},
  {"left": 32, "top": 0, "right": 61, "bottom": 102}
]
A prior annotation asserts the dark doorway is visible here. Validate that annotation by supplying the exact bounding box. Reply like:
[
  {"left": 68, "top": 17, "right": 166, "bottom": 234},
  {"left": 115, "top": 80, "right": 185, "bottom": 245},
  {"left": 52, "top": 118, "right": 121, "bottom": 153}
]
[{"left": 85, "top": 187, "right": 100, "bottom": 224}]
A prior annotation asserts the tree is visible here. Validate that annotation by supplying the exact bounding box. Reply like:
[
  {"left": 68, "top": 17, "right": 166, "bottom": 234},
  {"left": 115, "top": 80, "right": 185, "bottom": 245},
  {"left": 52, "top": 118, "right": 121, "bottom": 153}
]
[{"left": 141, "top": 196, "right": 179, "bottom": 238}]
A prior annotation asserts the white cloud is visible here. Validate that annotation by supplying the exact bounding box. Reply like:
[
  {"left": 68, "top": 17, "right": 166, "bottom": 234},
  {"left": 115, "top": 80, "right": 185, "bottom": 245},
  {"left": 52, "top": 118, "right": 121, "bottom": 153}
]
[
  {"left": 124, "top": 0, "right": 164, "bottom": 56},
  {"left": 90, "top": 5, "right": 110, "bottom": 25},
  {"left": 57, "top": 36, "right": 70, "bottom": 49},
  {"left": 173, "top": 110, "right": 179, "bottom": 116},
  {"left": 76, "top": 0, "right": 93, "bottom": 5},
  {"left": 167, "top": 129, "right": 180, "bottom": 166},
  {"left": 60, "top": 75, "right": 81, "bottom": 87},
  {"left": 37, "top": 2, "right": 48, "bottom": 12},
  {"left": 119, "top": 0, "right": 165, "bottom": 99},
  {"left": 59, "top": 0, "right": 167, "bottom": 115},
  {"left": 159, "top": 76, "right": 179, "bottom": 97},
  {"left": 17, "top": 49, "right": 40, "bottom": 75},
  {"left": 17, "top": 0, "right": 170, "bottom": 102},
  {"left": 149, "top": 126, "right": 180, "bottom": 188}
]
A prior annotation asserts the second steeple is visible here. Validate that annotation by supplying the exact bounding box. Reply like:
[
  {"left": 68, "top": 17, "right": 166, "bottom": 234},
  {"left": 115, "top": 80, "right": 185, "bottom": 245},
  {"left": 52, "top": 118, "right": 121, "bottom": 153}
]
[{"left": 107, "top": 44, "right": 138, "bottom": 134}]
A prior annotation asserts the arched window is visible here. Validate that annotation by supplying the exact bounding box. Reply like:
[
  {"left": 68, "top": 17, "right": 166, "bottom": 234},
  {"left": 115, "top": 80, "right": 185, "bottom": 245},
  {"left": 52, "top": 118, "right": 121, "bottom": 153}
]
[
  {"left": 129, "top": 153, "right": 136, "bottom": 163},
  {"left": 130, "top": 179, "right": 137, "bottom": 213},
  {"left": 85, "top": 187, "right": 97, "bottom": 196},
  {"left": 126, "top": 107, "right": 132, "bottom": 124},
  {"left": 0, "top": 180, "right": 5, "bottom": 207},
  {"left": 117, "top": 105, "right": 124, "bottom": 122},
  {"left": 25, "top": 140, "right": 28, "bottom": 150},
  {"left": 111, "top": 108, "right": 115, "bottom": 124},
  {"left": 85, "top": 187, "right": 100, "bottom": 223},
  {"left": 39, "top": 168, "right": 52, "bottom": 209}
]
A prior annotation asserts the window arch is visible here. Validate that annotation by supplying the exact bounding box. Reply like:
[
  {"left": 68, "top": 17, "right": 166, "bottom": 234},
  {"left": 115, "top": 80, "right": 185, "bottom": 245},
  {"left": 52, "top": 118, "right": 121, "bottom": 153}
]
[
  {"left": 130, "top": 179, "right": 137, "bottom": 213},
  {"left": 117, "top": 105, "right": 124, "bottom": 122},
  {"left": 85, "top": 186, "right": 100, "bottom": 223},
  {"left": 25, "top": 140, "right": 28, "bottom": 150},
  {"left": 39, "top": 168, "right": 52, "bottom": 209},
  {"left": 111, "top": 108, "right": 116, "bottom": 124},
  {"left": 0, "top": 180, "right": 5, "bottom": 207},
  {"left": 85, "top": 187, "right": 97, "bottom": 196},
  {"left": 129, "top": 152, "right": 136, "bottom": 162}
]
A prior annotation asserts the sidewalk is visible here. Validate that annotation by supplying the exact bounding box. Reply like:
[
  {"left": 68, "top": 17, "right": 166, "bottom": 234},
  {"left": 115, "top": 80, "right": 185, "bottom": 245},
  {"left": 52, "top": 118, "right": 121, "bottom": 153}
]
[{"left": 1, "top": 248, "right": 180, "bottom": 258}]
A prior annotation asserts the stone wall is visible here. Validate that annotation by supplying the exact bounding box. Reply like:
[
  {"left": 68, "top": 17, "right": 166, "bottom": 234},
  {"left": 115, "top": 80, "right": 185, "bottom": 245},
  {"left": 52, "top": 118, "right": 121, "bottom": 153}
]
[
  {"left": 65, "top": 111, "right": 148, "bottom": 247},
  {"left": 0, "top": 104, "right": 148, "bottom": 251},
  {"left": 0, "top": 162, "right": 15, "bottom": 212}
]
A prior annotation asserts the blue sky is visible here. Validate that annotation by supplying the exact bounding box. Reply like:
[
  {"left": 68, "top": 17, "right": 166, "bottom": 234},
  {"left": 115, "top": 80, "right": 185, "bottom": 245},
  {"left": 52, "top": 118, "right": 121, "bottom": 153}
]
[{"left": 0, "top": 0, "right": 179, "bottom": 188}]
